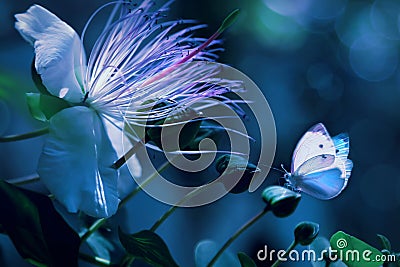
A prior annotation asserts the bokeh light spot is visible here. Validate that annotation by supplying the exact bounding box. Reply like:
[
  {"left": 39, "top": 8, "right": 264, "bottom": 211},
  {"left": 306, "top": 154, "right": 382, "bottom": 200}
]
[
  {"left": 262, "top": 0, "right": 311, "bottom": 17},
  {"left": 307, "top": 63, "right": 344, "bottom": 101},
  {"left": 257, "top": 6, "right": 307, "bottom": 50},
  {"left": 371, "top": 0, "right": 400, "bottom": 40},
  {"left": 307, "top": 0, "right": 348, "bottom": 20},
  {"left": 335, "top": 3, "right": 374, "bottom": 47},
  {"left": 349, "top": 33, "right": 398, "bottom": 81}
]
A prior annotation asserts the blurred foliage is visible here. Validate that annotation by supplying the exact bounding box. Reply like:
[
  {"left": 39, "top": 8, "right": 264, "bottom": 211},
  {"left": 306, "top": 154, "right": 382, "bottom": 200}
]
[
  {"left": 0, "top": 180, "right": 80, "bottom": 267},
  {"left": 237, "top": 252, "right": 257, "bottom": 267},
  {"left": 118, "top": 229, "right": 179, "bottom": 267}
]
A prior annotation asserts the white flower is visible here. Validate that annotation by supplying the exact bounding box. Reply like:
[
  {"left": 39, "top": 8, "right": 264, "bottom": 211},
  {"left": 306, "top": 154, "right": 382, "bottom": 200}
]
[{"left": 15, "top": 1, "right": 240, "bottom": 218}]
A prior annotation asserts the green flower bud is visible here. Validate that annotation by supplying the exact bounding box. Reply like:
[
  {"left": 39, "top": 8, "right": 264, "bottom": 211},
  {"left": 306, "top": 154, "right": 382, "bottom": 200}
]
[
  {"left": 261, "top": 186, "right": 301, "bottom": 217},
  {"left": 185, "top": 120, "right": 223, "bottom": 151},
  {"left": 216, "top": 154, "right": 259, "bottom": 194},
  {"left": 294, "top": 221, "right": 319, "bottom": 246},
  {"left": 132, "top": 99, "right": 202, "bottom": 151},
  {"left": 155, "top": 105, "right": 201, "bottom": 151}
]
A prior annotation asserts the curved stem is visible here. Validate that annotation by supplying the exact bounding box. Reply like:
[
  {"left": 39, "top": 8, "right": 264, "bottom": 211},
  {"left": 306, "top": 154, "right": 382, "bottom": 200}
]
[
  {"left": 80, "top": 217, "right": 107, "bottom": 243},
  {"left": 150, "top": 186, "right": 204, "bottom": 232},
  {"left": 271, "top": 240, "right": 298, "bottom": 267},
  {"left": 207, "top": 207, "right": 271, "bottom": 267},
  {"left": 81, "top": 161, "right": 171, "bottom": 243},
  {"left": 0, "top": 127, "right": 49, "bottom": 142},
  {"left": 111, "top": 140, "right": 143, "bottom": 169},
  {"left": 119, "top": 160, "right": 171, "bottom": 207}
]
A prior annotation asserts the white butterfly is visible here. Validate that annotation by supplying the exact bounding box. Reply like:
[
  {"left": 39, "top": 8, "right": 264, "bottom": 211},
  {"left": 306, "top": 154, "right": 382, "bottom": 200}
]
[{"left": 283, "top": 123, "right": 353, "bottom": 199}]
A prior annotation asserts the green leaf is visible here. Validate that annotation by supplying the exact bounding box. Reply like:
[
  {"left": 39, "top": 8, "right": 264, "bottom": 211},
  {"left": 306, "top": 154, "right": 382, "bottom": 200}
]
[
  {"left": 237, "top": 252, "right": 256, "bottom": 267},
  {"left": 377, "top": 234, "right": 391, "bottom": 252},
  {"left": 0, "top": 180, "right": 80, "bottom": 267},
  {"left": 330, "top": 231, "right": 384, "bottom": 267},
  {"left": 118, "top": 229, "right": 179, "bottom": 267},
  {"left": 26, "top": 93, "right": 71, "bottom": 121}
]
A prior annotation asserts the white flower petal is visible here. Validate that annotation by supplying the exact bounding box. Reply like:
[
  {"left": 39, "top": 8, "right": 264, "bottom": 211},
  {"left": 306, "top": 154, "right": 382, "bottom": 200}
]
[
  {"left": 38, "top": 106, "right": 119, "bottom": 218},
  {"left": 15, "top": 5, "right": 85, "bottom": 103}
]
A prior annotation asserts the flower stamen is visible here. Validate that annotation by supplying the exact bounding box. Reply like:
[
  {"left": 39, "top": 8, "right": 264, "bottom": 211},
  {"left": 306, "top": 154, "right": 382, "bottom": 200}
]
[{"left": 140, "top": 9, "right": 240, "bottom": 88}]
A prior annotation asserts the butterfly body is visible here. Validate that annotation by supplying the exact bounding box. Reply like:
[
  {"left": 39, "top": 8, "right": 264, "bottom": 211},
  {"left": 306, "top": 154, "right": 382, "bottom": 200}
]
[{"left": 284, "top": 123, "right": 353, "bottom": 199}]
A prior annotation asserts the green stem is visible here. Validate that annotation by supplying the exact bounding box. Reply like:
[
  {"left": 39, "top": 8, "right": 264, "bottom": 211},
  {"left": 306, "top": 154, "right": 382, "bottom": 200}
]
[
  {"left": 80, "top": 217, "right": 107, "bottom": 243},
  {"left": 80, "top": 161, "right": 171, "bottom": 243},
  {"left": 207, "top": 207, "right": 271, "bottom": 267},
  {"left": 119, "top": 160, "right": 170, "bottom": 207},
  {"left": 79, "top": 252, "right": 114, "bottom": 267},
  {"left": 270, "top": 240, "right": 298, "bottom": 267},
  {"left": 150, "top": 186, "right": 204, "bottom": 232},
  {"left": 111, "top": 139, "right": 143, "bottom": 169},
  {"left": 0, "top": 127, "right": 48, "bottom": 142}
]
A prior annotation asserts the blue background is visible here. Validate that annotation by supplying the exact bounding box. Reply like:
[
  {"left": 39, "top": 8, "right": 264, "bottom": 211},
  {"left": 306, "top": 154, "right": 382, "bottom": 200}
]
[{"left": 1, "top": 0, "right": 399, "bottom": 266}]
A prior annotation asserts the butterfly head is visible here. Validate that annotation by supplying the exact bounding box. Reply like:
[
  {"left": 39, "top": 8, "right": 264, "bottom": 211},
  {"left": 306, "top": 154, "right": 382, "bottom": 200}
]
[{"left": 280, "top": 164, "right": 295, "bottom": 187}]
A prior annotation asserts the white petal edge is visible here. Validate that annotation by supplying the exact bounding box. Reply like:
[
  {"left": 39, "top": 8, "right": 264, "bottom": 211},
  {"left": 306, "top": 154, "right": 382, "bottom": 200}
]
[
  {"left": 15, "top": 5, "right": 85, "bottom": 103},
  {"left": 38, "top": 106, "right": 119, "bottom": 218}
]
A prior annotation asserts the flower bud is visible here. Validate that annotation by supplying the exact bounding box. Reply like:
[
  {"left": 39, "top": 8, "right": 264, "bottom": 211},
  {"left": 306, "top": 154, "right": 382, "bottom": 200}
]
[
  {"left": 261, "top": 186, "right": 301, "bottom": 217},
  {"left": 156, "top": 106, "right": 201, "bottom": 151},
  {"left": 381, "top": 249, "right": 390, "bottom": 255},
  {"left": 134, "top": 99, "right": 202, "bottom": 151},
  {"left": 216, "top": 154, "right": 259, "bottom": 194},
  {"left": 294, "top": 221, "right": 319, "bottom": 246},
  {"left": 185, "top": 120, "right": 223, "bottom": 151}
]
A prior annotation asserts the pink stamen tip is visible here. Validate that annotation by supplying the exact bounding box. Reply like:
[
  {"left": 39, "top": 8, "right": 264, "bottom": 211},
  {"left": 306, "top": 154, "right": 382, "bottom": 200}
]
[
  {"left": 176, "top": 31, "right": 220, "bottom": 65},
  {"left": 140, "top": 30, "right": 221, "bottom": 88}
]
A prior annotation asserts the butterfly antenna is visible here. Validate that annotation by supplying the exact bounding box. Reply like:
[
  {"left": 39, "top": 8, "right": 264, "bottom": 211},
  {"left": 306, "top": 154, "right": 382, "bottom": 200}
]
[
  {"left": 280, "top": 164, "right": 290, "bottom": 175},
  {"left": 260, "top": 163, "right": 285, "bottom": 174}
]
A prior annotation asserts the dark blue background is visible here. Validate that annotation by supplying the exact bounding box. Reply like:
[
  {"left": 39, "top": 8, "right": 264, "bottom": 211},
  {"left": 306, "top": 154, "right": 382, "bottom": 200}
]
[{"left": 1, "top": 0, "right": 399, "bottom": 266}]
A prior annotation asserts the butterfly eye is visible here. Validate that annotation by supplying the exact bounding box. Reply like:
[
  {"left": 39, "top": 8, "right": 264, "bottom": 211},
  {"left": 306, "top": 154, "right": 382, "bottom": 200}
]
[{"left": 319, "top": 144, "right": 323, "bottom": 148}]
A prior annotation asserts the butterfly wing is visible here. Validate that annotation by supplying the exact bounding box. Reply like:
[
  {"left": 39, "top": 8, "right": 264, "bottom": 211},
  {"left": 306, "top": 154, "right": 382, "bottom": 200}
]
[
  {"left": 291, "top": 152, "right": 352, "bottom": 199},
  {"left": 294, "top": 154, "right": 335, "bottom": 176},
  {"left": 332, "top": 133, "right": 353, "bottom": 179},
  {"left": 332, "top": 133, "right": 349, "bottom": 159},
  {"left": 293, "top": 168, "right": 347, "bottom": 199},
  {"left": 291, "top": 123, "right": 336, "bottom": 173},
  {"left": 288, "top": 124, "right": 353, "bottom": 199}
]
